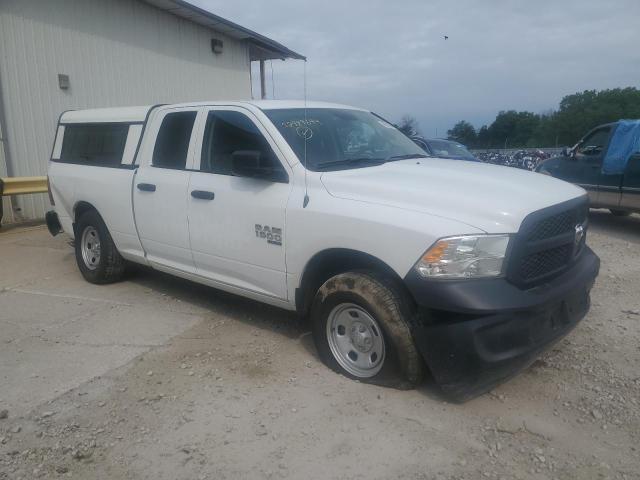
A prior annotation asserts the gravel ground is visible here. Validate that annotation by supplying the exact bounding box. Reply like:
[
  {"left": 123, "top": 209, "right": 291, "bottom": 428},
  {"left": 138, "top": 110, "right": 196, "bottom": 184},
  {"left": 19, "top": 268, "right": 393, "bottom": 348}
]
[{"left": 1, "top": 210, "right": 639, "bottom": 480}]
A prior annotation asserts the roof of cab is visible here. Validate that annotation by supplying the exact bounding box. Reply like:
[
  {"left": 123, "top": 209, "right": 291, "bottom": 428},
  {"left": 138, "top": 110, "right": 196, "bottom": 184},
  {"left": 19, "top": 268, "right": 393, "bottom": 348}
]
[
  {"left": 243, "top": 100, "right": 366, "bottom": 111},
  {"left": 60, "top": 106, "right": 156, "bottom": 124},
  {"left": 59, "top": 101, "right": 368, "bottom": 124},
  {"left": 154, "top": 100, "right": 366, "bottom": 111}
]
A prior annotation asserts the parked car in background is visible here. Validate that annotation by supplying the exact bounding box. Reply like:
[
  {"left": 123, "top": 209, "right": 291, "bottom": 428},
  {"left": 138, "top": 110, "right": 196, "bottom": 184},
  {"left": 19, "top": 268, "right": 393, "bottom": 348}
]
[
  {"left": 46, "top": 101, "right": 599, "bottom": 400},
  {"left": 410, "top": 136, "right": 478, "bottom": 162},
  {"left": 537, "top": 120, "right": 640, "bottom": 216}
]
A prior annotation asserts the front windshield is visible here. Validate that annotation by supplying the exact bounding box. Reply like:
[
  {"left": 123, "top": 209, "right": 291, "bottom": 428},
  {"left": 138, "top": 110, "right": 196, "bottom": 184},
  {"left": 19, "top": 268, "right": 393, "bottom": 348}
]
[
  {"left": 264, "top": 108, "right": 426, "bottom": 171},
  {"left": 428, "top": 140, "right": 475, "bottom": 160}
]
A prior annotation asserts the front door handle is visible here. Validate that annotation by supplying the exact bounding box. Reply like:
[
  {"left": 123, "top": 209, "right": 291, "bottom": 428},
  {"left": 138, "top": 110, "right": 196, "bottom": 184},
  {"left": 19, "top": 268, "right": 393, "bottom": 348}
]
[
  {"left": 191, "top": 190, "right": 215, "bottom": 200},
  {"left": 137, "top": 183, "right": 156, "bottom": 192}
]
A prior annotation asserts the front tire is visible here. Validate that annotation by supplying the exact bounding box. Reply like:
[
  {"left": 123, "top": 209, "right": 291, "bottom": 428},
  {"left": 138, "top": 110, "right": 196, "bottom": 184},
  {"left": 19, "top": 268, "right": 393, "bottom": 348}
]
[
  {"left": 74, "top": 210, "right": 125, "bottom": 284},
  {"left": 311, "top": 271, "right": 425, "bottom": 388}
]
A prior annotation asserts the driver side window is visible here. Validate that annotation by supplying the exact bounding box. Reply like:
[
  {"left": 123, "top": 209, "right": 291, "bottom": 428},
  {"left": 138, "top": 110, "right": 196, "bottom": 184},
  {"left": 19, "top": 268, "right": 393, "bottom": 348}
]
[
  {"left": 200, "top": 110, "right": 284, "bottom": 176},
  {"left": 577, "top": 127, "right": 610, "bottom": 156}
]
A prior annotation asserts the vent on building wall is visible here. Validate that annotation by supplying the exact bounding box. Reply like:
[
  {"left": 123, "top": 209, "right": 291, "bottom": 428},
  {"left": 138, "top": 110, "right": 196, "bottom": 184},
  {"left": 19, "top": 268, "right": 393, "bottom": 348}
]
[
  {"left": 58, "top": 74, "right": 70, "bottom": 90},
  {"left": 211, "top": 38, "right": 223, "bottom": 55}
]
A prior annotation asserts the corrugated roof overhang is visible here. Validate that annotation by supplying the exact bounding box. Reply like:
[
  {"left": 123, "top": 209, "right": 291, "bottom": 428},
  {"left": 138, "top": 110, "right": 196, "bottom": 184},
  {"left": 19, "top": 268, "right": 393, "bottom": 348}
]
[{"left": 141, "top": 0, "right": 306, "bottom": 61}]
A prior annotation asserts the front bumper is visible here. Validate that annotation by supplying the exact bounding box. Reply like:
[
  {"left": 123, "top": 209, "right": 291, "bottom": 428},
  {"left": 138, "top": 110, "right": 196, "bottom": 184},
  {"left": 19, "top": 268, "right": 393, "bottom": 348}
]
[{"left": 405, "top": 246, "right": 600, "bottom": 401}]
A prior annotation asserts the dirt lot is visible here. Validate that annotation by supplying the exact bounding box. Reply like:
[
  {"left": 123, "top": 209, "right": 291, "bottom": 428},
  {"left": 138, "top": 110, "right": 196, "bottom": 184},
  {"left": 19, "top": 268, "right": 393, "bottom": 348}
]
[{"left": 1, "top": 211, "right": 639, "bottom": 480}]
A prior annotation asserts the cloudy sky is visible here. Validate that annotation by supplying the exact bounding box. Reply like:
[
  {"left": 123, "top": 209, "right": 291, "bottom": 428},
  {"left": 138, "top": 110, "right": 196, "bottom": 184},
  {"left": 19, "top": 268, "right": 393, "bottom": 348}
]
[{"left": 193, "top": 0, "right": 640, "bottom": 137}]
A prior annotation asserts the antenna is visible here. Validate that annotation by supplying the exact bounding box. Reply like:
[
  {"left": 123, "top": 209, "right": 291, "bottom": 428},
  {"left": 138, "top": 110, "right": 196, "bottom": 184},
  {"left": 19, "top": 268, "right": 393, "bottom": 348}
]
[{"left": 303, "top": 59, "right": 309, "bottom": 208}]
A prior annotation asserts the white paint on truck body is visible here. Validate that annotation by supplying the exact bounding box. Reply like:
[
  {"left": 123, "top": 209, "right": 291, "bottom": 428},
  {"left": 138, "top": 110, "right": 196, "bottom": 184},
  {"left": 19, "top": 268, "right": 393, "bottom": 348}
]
[{"left": 320, "top": 158, "right": 586, "bottom": 234}]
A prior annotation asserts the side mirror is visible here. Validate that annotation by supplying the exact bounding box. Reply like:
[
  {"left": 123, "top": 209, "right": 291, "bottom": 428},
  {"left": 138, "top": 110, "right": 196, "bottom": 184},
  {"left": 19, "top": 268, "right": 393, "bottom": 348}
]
[
  {"left": 231, "top": 150, "right": 287, "bottom": 183},
  {"left": 564, "top": 145, "right": 578, "bottom": 160}
]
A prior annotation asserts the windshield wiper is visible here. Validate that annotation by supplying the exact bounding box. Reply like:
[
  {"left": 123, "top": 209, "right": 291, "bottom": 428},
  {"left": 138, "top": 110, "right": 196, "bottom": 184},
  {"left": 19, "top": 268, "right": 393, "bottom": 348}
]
[
  {"left": 315, "top": 153, "right": 428, "bottom": 171},
  {"left": 385, "top": 153, "right": 430, "bottom": 162},
  {"left": 315, "top": 157, "right": 386, "bottom": 171}
]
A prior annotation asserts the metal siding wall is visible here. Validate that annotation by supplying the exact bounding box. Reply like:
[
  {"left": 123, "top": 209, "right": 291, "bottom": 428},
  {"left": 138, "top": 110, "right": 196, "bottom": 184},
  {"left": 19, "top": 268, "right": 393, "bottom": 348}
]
[
  {"left": 0, "top": 0, "right": 251, "bottom": 221},
  {"left": 0, "top": 121, "right": 5, "bottom": 177},
  {"left": 0, "top": 114, "right": 15, "bottom": 224}
]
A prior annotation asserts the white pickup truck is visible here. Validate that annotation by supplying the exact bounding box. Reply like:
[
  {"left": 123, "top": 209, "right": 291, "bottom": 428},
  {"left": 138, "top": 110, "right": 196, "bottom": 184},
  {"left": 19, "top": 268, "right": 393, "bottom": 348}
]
[{"left": 46, "top": 101, "right": 600, "bottom": 400}]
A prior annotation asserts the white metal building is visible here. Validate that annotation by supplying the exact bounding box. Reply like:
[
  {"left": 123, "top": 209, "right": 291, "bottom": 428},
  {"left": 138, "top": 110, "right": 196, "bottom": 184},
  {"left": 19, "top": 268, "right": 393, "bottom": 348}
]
[{"left": 0, "top": 0, "right": 303, "bottom": 223}]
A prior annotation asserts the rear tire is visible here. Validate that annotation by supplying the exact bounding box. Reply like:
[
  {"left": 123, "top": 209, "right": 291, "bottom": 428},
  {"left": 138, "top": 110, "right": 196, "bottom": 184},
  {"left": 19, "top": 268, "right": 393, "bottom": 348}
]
[
  {"left": 74, "top": 210, "right": 125, "bottom": 284},
  {"left": 610, "top": 209, "right": 631, "bottom": 217},
  {"left": 311, "top": 271, "right": 425, "bottom": 389}
]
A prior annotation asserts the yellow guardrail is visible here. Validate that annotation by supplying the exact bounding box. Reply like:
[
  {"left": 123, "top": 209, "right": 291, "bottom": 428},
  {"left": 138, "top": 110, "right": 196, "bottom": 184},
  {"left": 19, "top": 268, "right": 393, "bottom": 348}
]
[{"left": 0, "top": 176, "right": 48, "bottom": 196}]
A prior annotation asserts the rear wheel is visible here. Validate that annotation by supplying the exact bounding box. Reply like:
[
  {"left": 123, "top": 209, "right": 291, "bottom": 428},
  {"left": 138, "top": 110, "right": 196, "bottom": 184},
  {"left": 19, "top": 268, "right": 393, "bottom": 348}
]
[
  {"left": 610, "top": 209, "right": 631, "bottom": 217},
  {"left": 311, "top": 271, "right": 425, "bottom": 388},
  {"left": 74, "top": 210, "right": 125, "bottom": 284}
]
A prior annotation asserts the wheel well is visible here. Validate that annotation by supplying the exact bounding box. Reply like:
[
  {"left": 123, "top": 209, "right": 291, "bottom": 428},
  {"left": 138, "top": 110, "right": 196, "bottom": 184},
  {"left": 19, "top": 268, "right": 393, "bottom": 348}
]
[
  {"left": 295, "top": 249, "right": 412, "bottom": 317},
  {"left": 72, "top": 201, "right": 99, "bottom": 233},
  {"left": 74, "top": 201, "right": 97, "bottom": 221}
]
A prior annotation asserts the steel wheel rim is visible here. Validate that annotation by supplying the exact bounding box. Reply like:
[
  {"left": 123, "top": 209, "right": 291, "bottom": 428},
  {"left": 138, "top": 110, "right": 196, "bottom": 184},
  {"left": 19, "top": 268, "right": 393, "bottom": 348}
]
[
  {"left": 326, "top": 303, "right": 385, "bottom": 378},
  {"left": 80, "top": 226, "right": 101, "bottom": 270}
]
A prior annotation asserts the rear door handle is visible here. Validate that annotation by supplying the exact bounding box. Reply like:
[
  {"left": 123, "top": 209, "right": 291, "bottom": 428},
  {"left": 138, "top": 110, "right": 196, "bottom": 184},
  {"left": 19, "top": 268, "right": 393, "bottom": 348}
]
[
  {"left": 191, "top": 190, "right": 215, "bottom": 200},
  {"left": 137, "top": 183, "right": 156, "bottom": 192}
]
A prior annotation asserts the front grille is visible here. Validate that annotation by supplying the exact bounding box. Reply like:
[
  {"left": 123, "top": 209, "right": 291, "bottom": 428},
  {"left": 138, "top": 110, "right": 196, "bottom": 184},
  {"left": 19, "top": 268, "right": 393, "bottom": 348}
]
[
  {"left": 508, "top": 198, "right": 588, "bottom": 287},
  {"left": 527, "top": 209, "right": 576, "bottom": 241},
  {"left": 519, "top": 244, "right": 573, "bottom": 281}
]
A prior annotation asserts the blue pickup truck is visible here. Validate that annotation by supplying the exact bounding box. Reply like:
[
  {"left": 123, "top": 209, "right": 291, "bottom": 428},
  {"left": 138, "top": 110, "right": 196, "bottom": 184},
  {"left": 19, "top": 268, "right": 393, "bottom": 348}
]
[{"left": 537, "top": 120, "right": 640, "bottom": 216}]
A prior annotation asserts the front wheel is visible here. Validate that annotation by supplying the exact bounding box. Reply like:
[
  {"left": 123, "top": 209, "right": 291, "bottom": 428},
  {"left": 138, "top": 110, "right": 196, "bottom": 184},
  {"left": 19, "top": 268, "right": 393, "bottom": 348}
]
[
  {"left": 74, "top": 210, "right": 125, "bottom": 284},
  {"left": 311, "top": 271, "right": 425, "bottom": 388}
]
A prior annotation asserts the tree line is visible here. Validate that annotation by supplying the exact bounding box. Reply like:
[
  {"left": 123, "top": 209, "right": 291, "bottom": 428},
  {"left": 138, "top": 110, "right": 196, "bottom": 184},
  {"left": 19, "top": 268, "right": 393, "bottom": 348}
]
[{"left": 445, "top": 87, "right": 640, "bottom": 149}]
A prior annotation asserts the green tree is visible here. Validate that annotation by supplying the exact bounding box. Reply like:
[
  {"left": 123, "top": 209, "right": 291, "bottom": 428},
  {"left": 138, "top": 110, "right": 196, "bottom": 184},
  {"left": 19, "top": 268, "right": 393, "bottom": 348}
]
[
  {"left": 544, "top": 87, "right": 640, "bottom": 145},
  {"left": 476, "top": 125, "right": 490, "bottom": 149},
  {"left": 447, "top": 121, "right": 477, "bottom": 146},
  {"left": 397, "top": 115, "right": 420, "bottom": 137},
  {"left": 447, "top": 87, "right": 640, "bottom": 148},
  {"left": 484, "top": 110, "right": 540, "bottom": 148}
]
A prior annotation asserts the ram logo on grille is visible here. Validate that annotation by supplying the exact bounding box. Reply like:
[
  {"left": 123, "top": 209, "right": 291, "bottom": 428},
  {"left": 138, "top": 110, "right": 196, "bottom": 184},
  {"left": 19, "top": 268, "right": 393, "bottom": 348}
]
[{"left": 574, "top": 224, "right": 585, "bottom": 247}]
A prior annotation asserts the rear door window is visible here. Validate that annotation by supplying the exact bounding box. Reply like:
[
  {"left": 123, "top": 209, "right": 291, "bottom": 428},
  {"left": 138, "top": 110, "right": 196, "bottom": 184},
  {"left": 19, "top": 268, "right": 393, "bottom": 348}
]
[
  {"left": 153, "top": 111, "right": 197, "bottom": 169},
  {"left": 59, "top": 124, "right": 129, "bottom": 166}
]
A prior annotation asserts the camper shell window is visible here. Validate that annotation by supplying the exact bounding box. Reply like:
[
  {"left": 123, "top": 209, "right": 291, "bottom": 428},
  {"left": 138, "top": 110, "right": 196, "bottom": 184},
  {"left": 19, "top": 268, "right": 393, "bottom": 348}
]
[{"left": 58, "top": 123, "right": 129, "bottom": 166}]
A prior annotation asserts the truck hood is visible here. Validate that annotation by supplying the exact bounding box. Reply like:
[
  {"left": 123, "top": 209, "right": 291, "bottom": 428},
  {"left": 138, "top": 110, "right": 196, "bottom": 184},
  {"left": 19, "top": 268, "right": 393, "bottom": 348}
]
[{"left": 320, "top": 158, "right": 586, "bottom": 233}]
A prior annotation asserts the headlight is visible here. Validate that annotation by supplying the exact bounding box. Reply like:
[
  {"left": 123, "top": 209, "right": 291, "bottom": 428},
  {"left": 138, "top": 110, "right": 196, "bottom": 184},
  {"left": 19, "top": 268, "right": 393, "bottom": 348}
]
[{"left": 415, "top": 234, "right": 511, "bottom": 279}]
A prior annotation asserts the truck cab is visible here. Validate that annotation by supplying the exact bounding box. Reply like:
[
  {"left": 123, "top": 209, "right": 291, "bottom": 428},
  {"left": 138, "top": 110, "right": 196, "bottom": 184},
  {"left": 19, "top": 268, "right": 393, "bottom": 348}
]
[{"left": 537, "top": 120, "right": 640, "bottom": 215}]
